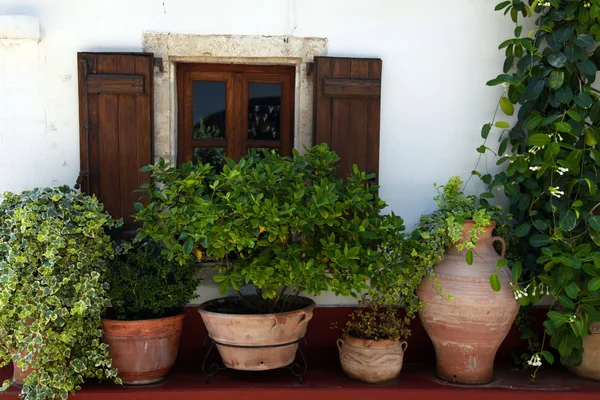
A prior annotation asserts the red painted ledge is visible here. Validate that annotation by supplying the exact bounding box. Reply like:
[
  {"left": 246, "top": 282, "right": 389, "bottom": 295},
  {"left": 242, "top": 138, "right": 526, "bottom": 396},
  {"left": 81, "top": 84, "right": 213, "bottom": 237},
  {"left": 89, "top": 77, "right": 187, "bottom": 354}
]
[
  {"left": 2, "top": 306, "right": 598, "bottom": 399},
  {"left": 0, "top": 363, "right": 599, "bottom": 399}
]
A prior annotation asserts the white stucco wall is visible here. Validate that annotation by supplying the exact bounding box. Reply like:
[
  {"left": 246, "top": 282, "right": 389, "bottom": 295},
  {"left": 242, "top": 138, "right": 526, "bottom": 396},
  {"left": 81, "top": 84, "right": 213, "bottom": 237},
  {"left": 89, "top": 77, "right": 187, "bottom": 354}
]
[{"left": 0, "top": 0, "right": 516, "bottom": 305}]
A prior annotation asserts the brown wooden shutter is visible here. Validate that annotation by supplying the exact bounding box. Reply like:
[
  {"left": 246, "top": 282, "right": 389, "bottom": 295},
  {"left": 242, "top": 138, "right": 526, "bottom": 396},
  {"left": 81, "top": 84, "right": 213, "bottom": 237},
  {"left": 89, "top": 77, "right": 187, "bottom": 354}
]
[
  {"left": 313, "top": 56, "right": 382, "bottom": 181},
  {"left": 77, "top": 52, "right": 153, "bottom": 233}
]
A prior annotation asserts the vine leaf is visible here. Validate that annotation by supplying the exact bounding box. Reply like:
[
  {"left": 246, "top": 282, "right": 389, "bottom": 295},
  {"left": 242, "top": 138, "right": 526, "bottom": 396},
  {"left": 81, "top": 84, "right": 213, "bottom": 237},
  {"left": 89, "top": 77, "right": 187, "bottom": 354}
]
[
  {"left": 589, "top": 216, "right": 600, "bottom": 231},
  {"left": 490, "top": 273, "right": 501, "bottom": 292},
  {"left": 548, "top": 70, "right": 564, "bottom": 89},
  {"left": 541, "top": 350, "right": 555, "bottom": 364},
  {"left": 466, "top": 250, "right": 473, "bottom": 265},
  {"left": 500, "top": 97, "right": 514, "bottom": 116},
  {"left": 548, "top": 52, "right": 567, "bottom": 68}
]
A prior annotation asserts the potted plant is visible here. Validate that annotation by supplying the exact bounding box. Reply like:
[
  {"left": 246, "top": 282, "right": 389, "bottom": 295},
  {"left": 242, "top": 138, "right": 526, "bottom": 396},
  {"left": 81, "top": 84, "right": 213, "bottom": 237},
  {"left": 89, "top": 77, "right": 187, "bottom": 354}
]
[
  {"left": 102, "top": 239, "right": 199, "bottom": 384},
  {"left": 0, "top": 186, "right": 120, "bottom": 400},
  {"left": 474, "top": 0, "right": 600, "bottom": 380},
  {"left": 411, "top": 176, "right": 518, "bottom": 384},
  {"left": 337, "top": 297, "right": 410, "bottom": 384},
  {"left": 135, "top": 144, "right": 409, "bottom": 373}
]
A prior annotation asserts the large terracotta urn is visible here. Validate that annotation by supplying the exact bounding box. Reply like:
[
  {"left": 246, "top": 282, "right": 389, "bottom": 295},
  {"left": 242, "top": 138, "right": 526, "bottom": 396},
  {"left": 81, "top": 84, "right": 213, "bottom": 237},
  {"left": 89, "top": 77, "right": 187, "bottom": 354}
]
[
  {"left": 198, "top": 297, "right": 315, "bottom": 371},
  {"left": 337, "top": 334, "right": 407, "bottom": 384},
  {"left": 102, "top": 313, "right": 185, "bottom": 385},
  {"left": 417, "top": 220, "right": 519, "bottom": 384},
  {"left": 568, "top": 323, "right": 600, "bottom": 380}
]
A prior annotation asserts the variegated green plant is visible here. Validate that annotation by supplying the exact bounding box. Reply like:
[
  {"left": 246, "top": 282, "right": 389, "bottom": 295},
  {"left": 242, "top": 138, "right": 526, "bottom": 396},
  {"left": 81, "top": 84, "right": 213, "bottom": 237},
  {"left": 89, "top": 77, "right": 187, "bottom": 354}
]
[{"left": 0, "top": 186, "right": 120, "bottom": 400}]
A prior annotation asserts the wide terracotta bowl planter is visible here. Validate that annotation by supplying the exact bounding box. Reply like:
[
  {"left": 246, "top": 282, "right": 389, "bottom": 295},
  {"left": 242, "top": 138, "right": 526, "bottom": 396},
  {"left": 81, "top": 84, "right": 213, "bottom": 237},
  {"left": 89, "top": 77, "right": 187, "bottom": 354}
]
[
  {"left": 198, "top": 297, "right": 315, "bottom": 371},
  {"left": 338, "top": 334, "right": 407, "bottom": 384},
  {"left": 417, "top": 221, "right": 519, "bottom": 384},
  {"left": 102, "top": 313, "right": 185, "bottom": 385},
  {"left": 568, "top": 323, "right": 600, "bottom": 380}
]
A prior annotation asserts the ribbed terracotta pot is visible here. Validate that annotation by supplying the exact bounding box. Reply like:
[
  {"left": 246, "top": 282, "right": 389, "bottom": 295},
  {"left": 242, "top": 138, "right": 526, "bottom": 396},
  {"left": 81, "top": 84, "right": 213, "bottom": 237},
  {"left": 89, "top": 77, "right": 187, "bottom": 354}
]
[
  {"left": 417, "top": 220, "right": 519, "bottom": 384},
  {"left": 198, "top": 297, "right": 315, "bottom": 371},
  {"left": 567, "top": 323, "right": 600, "bottom": 380},
  {"left": 102, "top": 313, "right": 185, "bottom": 385},
  {"left": 338, "top": 334, "right": 407, "bottom": 384}
]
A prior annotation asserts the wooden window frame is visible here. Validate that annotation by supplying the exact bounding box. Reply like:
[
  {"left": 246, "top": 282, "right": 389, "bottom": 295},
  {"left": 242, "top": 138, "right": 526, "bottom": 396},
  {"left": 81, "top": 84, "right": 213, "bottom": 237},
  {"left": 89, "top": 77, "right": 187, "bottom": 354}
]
[{"left": 176, "top": 63, "right": 295, "bottom": 165}]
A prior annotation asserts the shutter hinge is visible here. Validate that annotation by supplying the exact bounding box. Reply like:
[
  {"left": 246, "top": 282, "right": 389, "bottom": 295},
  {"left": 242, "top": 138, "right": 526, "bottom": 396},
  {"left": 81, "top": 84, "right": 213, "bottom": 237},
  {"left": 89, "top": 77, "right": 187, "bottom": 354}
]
[
  {"left": 74, "top": 170, "right": 88, "bottom": 190},
  {"left": 153, "top": 57, "right": 164, "bottom": 73},
  {"left": 306, "top": 62, "right": 314, "bottom": 77}
]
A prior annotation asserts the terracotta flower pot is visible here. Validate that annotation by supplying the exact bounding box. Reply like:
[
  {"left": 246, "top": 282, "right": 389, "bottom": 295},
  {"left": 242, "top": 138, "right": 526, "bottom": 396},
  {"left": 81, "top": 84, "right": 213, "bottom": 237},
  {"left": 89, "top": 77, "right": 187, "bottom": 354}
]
[
  {"left": 102, "top": 313, "right": 185, "bottom": 385},
  {"left": 11, "top": 350, "right": 35, "bottom": 387},
  {"left": 337, "top": 334, "right": 407, "bottom": 384},
  {"left": 11, "top": 318, "right": 36, "bottom": 386},
  {"left": 567, "top": 323, "right": 600, "bottom": 381},
  {"left": 198, "top": 297, "right": 315, "bottom": 371},
  {"left": 417, "top": 220, "right": 519, "bottom": 384}
]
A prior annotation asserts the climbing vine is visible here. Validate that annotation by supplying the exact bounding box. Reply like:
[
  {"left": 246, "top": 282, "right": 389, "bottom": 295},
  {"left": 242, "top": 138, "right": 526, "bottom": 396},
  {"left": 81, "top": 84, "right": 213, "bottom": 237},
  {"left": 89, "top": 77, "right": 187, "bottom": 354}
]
[{"left": 475, "top": 0, "right": 600, "bottom": 372}]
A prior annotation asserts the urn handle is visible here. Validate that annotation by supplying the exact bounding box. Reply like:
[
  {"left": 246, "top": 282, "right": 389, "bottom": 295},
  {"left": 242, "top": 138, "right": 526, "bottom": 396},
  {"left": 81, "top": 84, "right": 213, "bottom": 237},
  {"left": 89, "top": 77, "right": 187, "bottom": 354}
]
[
  {"left": 399, "top": 340, "right": 408, "bottom": 352},
  {"left": 336, "top": 339, "right": 344, "bottom": 351},
  {"left": 492, "top": 236, "right": 506, "bottom": 258}
]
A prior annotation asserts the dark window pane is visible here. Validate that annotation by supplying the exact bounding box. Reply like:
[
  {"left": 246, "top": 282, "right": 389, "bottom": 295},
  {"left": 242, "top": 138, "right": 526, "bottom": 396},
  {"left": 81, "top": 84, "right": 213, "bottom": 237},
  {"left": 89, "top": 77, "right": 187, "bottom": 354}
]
[
  {"left": 193, "top": 81, "right": 226, "bottom": 140},
  {"left": 193, "top": 147, "right": 225, "bottom": 171},
  {"left": 248, "top": 83, "right": 281, "bottom": 141}
]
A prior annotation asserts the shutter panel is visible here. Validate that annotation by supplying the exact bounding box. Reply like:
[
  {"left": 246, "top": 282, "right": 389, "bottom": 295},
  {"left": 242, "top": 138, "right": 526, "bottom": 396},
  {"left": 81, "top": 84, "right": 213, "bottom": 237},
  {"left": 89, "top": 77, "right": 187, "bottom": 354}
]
[
  {"left": 77, "top": 52, "right": 153, "bottom": 233},
  {"left": 313, "top": 57, "right": 382, "bottom": 181}
]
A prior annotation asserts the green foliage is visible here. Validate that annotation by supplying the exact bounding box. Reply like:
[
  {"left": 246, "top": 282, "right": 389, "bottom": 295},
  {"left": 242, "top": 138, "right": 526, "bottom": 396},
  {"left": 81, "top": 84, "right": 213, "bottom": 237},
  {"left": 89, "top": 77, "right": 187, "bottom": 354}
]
[
  {"left": 480, "top": 0, "right": 600, "bottom": 368},
  {"left": 343, "top": 297, "right": 410, "bottom": 341},
  {"left": 106, "top": 239, "right": 200, "bottom": 320},
  {"left": 405, "top": 177, "right": 512, "bottom": 293},
  {"left": 0, "top": 186, "right": 120, "bottom": 400},
  {"left": 135, "top": 144, "right": 421, "bottom": 319}
]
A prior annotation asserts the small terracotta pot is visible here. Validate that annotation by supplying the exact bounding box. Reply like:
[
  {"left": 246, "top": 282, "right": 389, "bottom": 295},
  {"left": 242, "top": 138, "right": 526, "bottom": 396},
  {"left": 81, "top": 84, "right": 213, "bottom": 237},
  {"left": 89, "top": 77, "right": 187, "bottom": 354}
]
[
  {"left": 12, "top": 350, "right": 35, "bottom": 387},
  {"left": 11, "top": 318, "right": 36, "bottom": 386},
  {"left": 198, "top": 297, "right": 315, "bottom": 371},
  {"left": 102, "top": 313, "right": 185, "bottom": 385},
  {"left": 417, "top": 221, "right": 519, "bottom": 384},
  {"left": 338, "top": 334, "right": 407, "bottom": 384},
  {"left": 567, "top": 323, "right": 600, "bottom": 381}
]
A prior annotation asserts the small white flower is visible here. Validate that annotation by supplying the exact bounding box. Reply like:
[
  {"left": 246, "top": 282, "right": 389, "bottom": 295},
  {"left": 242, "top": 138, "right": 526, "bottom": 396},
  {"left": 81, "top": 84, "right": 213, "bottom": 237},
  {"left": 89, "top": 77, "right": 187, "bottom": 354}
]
[
  {"left": 549, "top": 186, "right": 564, "bottom": 198},
  {"left": 530, "top": 166, "right": 541, "bottom": 171},
  {"left": 527, "top": 354, "right": 542, "bottom": 367},
  {"left": 529, "top": 145, "right": 545, "bottom": 155},
  {"left": 556, "top": 166, "right": 569, "bottom": 176},
  {"left": 543, "top": 2, "right": 551, "bottom": 7},
  {"left": 502, "top": 82, "right": 509, "bottom": 88}
]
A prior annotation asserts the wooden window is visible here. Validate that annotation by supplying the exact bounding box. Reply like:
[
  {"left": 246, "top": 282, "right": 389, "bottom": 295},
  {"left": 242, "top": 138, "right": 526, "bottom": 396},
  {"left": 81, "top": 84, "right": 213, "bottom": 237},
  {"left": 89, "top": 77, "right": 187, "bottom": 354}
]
[
  {"left": 177, "top": 63, "right": 295, "bottom": 166},
  {"left": 313, "top": 56, "right": 382, "bottom": 181},
  {"left": 77, "top": 52, "right": 154, "bottom": 234}
]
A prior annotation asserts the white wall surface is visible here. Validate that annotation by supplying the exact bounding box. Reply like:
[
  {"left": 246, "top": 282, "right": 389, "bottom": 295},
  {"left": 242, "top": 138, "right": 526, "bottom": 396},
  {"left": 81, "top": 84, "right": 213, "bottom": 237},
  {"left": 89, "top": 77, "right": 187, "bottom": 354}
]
[{"left": 0, "top": 0, "right": 516, "bottom": 305}]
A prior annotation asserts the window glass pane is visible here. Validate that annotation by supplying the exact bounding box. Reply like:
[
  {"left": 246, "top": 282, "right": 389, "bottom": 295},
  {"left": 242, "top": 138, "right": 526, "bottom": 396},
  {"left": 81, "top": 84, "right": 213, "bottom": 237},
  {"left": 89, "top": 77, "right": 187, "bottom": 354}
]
[
  {"left": 193, "top": 81, "right": 226, "bottom": 140},
  {"left": 193, "top": 147, "right": 225, "bottom": 171},
  {"left": 247, "top": 148, "right": 280, "bottom": 156},
  {"left": 248, "top": 83, "right": 281, "bottom": 141}
]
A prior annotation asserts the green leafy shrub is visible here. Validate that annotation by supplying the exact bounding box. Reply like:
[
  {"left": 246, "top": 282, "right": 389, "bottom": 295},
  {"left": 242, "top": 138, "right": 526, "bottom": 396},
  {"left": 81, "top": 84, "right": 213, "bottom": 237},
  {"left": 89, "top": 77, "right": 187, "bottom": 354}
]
[
  {"left": 106, "top": 239, "right": 200, "bottom": 321},
  {"left": 135, "top": 144, "right": 420, "bottom": 319},
  {"left": 477, "top": 0, "right": 600, "bottom": 369},
  {"left": 405, "top": 176, "right": 513, "bottom": 293},
  {"left": 0, "top": 186, "right": 120, "bottom": 400}
]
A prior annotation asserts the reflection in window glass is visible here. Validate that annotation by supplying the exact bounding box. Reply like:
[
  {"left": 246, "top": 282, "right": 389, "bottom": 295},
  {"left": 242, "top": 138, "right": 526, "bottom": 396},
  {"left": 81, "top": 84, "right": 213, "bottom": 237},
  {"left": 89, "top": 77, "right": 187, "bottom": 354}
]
[
  {"left": 247, "top": 148, "right": 280, "bottom": 156},
  {"left": 248, "top": 83, "right": 281, "bottom": 141},
  {"left": 193, "top": 147, "right": 225, "bottom": 171},
  {"left": 193, "top": 81, "right": 226, "bottom": 140}
]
